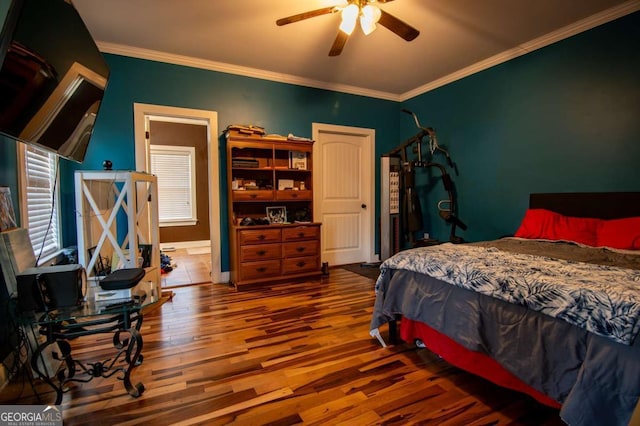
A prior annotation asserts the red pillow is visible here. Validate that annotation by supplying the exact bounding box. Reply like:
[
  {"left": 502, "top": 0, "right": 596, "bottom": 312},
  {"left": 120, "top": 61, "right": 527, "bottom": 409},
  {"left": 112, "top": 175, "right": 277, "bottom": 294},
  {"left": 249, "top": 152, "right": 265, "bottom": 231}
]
[
  {"left": 597, "top": 217, "right": 640, "bottom": 250},
  {"left": 515, "top": 209, "right": 600, "bottom": 246}
]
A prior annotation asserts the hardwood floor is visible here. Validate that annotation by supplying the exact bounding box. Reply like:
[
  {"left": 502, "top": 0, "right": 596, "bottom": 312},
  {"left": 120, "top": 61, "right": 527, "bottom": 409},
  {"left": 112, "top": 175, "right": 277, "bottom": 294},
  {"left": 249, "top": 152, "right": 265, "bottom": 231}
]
[{"left": 1, "top": 269, "right": 564, "bottom": 425}]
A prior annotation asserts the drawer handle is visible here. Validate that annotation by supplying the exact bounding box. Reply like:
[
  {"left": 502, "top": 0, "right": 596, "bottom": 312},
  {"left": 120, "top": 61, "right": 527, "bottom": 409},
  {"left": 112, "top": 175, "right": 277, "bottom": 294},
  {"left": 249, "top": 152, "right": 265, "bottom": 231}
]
[
  {"left": 291, "top": 193, "right": 298, "bottom": 198},
  {"left": 296, "top": 261, "right": 306, "bottom": 267},
  {"left": 258, "top": 235, "right": 266, "bottom": 240},
  {"left": 250, "top": 194, "right": 257, "bottom": 199},
  {"left": 298, "top": 232, "right": 305, "bottom": 238},
  {"left": 296, "top": 247, "right": 305, "bottom": 252},
  {"left": 257, "top": 250, "right": 266, "bottom": 256},
  {"left": 256, "top": 267, "right": 267, "bottom": 273}
]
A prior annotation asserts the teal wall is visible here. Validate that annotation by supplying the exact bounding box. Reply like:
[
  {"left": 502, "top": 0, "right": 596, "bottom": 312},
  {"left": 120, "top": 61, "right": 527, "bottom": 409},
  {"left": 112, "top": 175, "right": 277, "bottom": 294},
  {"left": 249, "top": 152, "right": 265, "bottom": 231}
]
[
  {"left": 62, "top": 56, "right": 399, "bottom": 270},
  {"left": 0, "top": 0, "right": 9, "bottom": 24},
  {"left": 0, "top": 135, "right": 19, "bottom": 226},
  {"left": 1, "top": 11, "right": 638, "bottom": 272},
  {"left": 401, "top": 11, "right": 640, "bottom": 242}
]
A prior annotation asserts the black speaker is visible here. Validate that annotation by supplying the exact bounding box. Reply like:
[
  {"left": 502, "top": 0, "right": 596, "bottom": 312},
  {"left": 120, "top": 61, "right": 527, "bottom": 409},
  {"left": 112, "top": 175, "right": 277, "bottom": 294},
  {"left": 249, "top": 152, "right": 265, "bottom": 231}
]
[{"left": 17, "top": 264, "right": 86, "bottom": 312}]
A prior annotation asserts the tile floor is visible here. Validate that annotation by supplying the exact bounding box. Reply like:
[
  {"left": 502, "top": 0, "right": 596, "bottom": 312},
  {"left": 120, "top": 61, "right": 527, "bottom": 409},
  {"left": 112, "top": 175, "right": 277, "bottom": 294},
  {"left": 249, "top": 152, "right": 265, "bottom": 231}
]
[{"left": 160, "top": 247, "right": 212, "bottom": 288}]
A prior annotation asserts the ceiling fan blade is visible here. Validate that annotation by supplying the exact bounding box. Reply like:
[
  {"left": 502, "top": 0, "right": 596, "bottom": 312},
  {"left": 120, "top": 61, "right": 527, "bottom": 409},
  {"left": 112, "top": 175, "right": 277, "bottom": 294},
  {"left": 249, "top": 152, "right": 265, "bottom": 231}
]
[
  {"left": 329, "top": 31, "right": 349, "bottom": 56},
  {"left": 378, "top": 10, "right": 420, "bottom": 41},
  {"left": 276, "top": 6, "right": 337, "bottom": 26}
]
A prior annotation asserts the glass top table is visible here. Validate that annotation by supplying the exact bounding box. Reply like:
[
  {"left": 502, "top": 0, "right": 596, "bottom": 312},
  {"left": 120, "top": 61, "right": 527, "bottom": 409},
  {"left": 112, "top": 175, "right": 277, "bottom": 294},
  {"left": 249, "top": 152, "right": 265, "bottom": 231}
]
[
  {"left": 29, "top": 292, "right": 159, "bottom": 405},
  {"left": 34, "top": 292, "right": 158, "bottom": 325}
]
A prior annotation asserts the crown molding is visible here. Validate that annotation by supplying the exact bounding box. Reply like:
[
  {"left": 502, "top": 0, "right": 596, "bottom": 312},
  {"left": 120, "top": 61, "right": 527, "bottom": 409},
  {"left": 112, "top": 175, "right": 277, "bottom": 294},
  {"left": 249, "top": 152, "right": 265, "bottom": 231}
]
[
  {"left": 96, "top": 0, "right": 639, "bottom": 103},
  {"left": 399, "top": 0, "right": 640, "bottom": 101},
  {"left": 96, "top": 42, "right": 402, "bottom": 102}
]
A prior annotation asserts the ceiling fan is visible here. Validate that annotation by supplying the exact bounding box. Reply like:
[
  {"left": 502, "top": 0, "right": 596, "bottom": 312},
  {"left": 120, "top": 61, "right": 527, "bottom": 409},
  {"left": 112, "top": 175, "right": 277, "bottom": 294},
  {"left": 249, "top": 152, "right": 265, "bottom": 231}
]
[{"left": 276, "top": 0, "right": 419, "bottom": 57}]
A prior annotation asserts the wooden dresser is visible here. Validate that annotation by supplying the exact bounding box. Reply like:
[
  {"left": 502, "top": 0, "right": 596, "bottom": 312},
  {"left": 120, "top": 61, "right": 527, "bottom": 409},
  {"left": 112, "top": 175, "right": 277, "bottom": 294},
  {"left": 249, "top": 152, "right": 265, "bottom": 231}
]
[
  {"left": 226, "top": 130, "right": 322, "bottom": 289},
  {"left": 234, "top": 223, "right": 320, "bottom": 286}
]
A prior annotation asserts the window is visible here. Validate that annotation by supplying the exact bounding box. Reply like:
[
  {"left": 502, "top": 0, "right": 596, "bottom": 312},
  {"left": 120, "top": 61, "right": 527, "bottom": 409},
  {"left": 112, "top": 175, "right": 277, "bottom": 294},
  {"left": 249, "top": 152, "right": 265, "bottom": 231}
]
[
  {"left": 150, "top": 145, "right": 197, "bottom": 226},
  {"left": 19, "top": 144, "right": 61, "bottom": 263}
]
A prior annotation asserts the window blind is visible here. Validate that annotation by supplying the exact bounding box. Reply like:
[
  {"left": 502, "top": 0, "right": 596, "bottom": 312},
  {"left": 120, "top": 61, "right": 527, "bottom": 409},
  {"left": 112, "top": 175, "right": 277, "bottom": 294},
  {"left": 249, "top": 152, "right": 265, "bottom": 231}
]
[
  {"left": 150, "top": 145, "right": 197, "bottom": 225},
  {"left": 24, "top": 145, "right": 60, "bottom": 261}
]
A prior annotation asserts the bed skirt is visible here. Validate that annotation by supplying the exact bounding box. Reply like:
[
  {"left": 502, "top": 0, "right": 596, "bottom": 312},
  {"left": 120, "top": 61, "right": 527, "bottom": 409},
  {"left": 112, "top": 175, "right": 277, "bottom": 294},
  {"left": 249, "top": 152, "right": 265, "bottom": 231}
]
[{"left": 400, "top": 317, "right": 562, "bottom": 408}]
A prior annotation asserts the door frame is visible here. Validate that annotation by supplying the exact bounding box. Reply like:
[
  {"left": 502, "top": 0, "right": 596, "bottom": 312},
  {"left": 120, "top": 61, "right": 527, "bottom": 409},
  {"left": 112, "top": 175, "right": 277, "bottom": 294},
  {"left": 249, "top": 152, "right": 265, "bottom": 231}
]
[
  {"left": 133, "top": 103, "right": 226, "bottom": 284},
  {"left": 312, "top": 123, "right": 377, "bottom": 264}
]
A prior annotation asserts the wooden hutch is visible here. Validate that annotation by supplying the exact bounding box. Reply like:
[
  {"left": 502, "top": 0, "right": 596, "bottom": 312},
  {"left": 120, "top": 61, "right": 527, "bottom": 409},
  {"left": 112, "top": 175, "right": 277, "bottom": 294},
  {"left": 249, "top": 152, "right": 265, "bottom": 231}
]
[{"left": 226, "top": 130, "right": 322, "bottom": 289}]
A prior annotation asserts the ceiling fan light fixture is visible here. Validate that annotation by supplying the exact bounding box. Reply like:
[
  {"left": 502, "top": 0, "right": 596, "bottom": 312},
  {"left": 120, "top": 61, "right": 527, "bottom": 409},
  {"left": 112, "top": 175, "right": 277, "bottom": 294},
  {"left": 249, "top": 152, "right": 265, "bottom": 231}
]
[
  {"left": 362, "top": 4, "right": 381, "bottom": 23},
  {"left": 360, "top": 5, "right": 381, "bottom": 36},
  {"left": 339, "top": 3, "right": 359, "bottom": 35},
  {"left": 360, "top": 18, "right": 377, "bottom": 35},
  {"left": 276, "top": 1, "right": 420, "bottom": 56}
]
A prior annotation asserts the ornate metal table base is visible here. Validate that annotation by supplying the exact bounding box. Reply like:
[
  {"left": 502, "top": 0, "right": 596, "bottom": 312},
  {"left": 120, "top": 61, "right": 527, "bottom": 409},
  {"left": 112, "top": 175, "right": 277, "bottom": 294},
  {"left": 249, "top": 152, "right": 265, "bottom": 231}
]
[{"left": 31, "top": 309, "right": 146, "bottom": 405}]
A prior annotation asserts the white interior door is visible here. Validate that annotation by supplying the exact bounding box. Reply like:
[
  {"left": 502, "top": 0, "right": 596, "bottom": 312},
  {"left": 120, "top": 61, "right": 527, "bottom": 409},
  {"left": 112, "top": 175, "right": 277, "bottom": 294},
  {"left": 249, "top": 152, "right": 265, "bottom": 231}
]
[{"left": 313, "top": 123, "right": 376, "bottom": 266}]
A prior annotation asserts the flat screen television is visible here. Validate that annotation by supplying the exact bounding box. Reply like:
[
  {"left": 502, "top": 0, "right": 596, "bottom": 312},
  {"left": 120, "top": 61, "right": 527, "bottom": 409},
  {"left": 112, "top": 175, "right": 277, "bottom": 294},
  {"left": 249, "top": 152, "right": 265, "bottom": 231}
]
[{"left": 0, "top": 0, "right": 109, "bottom": 163}]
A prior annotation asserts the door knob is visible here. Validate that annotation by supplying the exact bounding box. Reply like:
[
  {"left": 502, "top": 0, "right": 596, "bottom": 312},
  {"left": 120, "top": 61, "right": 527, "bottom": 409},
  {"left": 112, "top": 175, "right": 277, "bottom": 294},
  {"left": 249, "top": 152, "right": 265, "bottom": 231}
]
[{"left": 361, "top": 204, "right": 367, "bottom": 209}]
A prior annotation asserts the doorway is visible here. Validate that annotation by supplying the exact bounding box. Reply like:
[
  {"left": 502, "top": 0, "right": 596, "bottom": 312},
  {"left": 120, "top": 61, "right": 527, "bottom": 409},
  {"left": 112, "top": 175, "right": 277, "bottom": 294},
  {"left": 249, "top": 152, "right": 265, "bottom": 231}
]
[
  {"left": 133, "top": 103, "right": 225, "bottom": 285},
  {"left": 312, "top": 123, "right": 376, "bottom": 266}
]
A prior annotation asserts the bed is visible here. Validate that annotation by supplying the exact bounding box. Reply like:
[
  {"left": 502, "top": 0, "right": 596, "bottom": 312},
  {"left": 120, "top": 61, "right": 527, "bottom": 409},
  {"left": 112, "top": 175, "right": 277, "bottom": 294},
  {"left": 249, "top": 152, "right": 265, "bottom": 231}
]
[{"left": 369, "top": 192, "right": 640, "bottom": 426}]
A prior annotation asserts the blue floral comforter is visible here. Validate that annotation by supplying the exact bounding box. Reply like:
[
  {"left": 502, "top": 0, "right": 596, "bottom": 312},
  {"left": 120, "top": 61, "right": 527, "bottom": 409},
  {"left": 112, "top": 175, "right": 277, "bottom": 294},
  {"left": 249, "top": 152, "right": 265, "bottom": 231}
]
[{"left": 376, "top": 242, "right": 640, "bottom": 345}]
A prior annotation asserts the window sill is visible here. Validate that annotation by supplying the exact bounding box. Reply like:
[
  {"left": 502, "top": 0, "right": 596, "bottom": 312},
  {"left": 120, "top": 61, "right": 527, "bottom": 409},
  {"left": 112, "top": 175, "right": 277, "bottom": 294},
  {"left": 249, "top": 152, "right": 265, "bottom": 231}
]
[{"left": 159, "top": 220, "right": 198, "bottom": 227}]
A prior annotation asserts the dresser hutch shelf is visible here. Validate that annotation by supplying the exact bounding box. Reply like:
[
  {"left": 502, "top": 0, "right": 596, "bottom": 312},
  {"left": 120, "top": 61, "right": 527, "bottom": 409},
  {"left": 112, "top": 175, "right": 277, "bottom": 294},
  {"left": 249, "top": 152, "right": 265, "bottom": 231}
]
[{"left": 226, "top": 130, "right": 321, "bottom": 289}]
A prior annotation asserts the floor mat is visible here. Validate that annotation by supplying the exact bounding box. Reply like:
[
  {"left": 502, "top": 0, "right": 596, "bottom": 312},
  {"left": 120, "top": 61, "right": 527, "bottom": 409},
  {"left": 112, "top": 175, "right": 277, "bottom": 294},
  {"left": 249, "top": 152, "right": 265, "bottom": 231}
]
[{"left": 341, "top": 263, "right": 382, "bottom": 281}]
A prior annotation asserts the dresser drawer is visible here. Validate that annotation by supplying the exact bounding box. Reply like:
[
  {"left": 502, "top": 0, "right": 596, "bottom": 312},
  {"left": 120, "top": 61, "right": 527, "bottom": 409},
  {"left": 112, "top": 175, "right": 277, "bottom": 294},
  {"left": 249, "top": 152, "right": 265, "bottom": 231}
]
[
  {"left": 276, "top": 190, "right": 312, "bottom": 201},
  {"left": 282, "top": 256, "right": 319, "bottom": 274},
  {"left": 240, "top": 243, "right": 281, "bottom": 262},
  {"left": 239, "top": 260, "right": 281, "bottom": 281},
  {"left": 282, "top": 240, "right": 318, "bottom": 258},
  {"left": 239, "top": 228, "right": 281, "bottom": 245},
  {"left": 282, "top": 225, "right": 319, "bottom": 241},
  {"left": 233, "top": 190, "right": 274, "bottom": 201}
]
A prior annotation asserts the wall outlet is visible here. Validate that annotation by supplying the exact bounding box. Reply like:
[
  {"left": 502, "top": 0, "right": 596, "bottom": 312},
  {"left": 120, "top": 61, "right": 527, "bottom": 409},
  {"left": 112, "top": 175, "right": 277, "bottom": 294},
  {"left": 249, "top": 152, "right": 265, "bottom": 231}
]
[{"left": 423, "top": 232, "right": 430, "bottom": 239}]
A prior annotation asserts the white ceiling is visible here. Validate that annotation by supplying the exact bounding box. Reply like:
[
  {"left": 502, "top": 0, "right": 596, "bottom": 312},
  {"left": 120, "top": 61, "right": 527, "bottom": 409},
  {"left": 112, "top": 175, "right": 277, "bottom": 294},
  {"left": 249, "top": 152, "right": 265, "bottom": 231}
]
[{"left": 72, "top": 0, "right": 640, "bottom": 101}]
